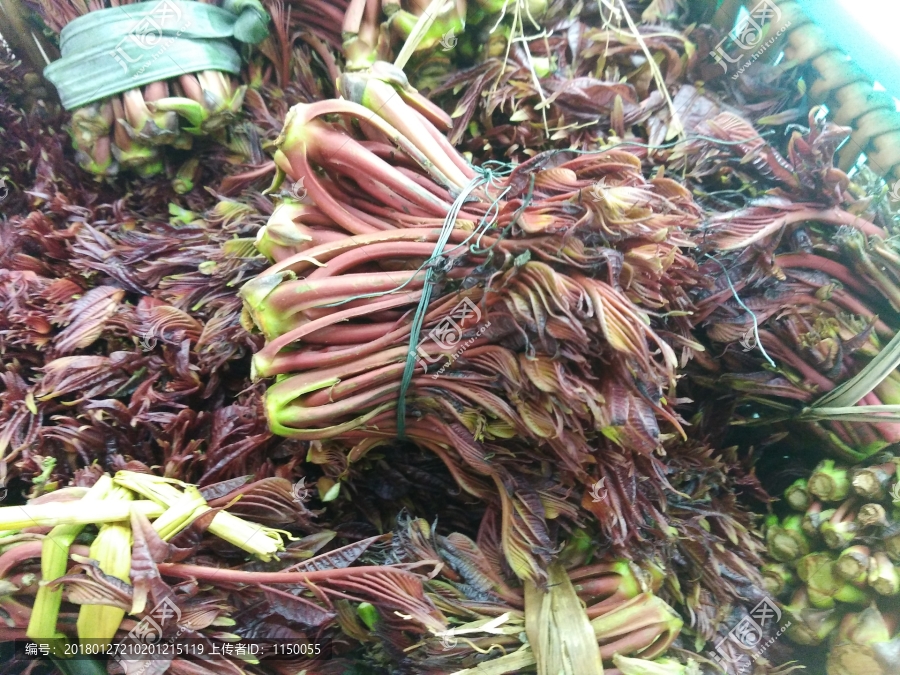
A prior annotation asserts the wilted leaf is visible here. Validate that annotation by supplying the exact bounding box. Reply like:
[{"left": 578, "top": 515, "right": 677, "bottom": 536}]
[
  {"left": 260, "top": 584, "right": 336, "bottom": 626},
  {"left": 524, "top": 563, "right": 603, "bottom": 675}
]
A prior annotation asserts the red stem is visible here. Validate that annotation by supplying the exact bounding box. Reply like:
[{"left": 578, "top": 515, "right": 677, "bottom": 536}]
[
  {"left": 778, "top": 253, "right": 873, "bottom": 296},
  {"left": 309, "top": 125, "right": 453, "bottom": 216},
  {"left": 586, "top": 591, "right": 637, "bottom": 618},
  {"left": 157, "top": 562, "right": 424, "bottom": 585},
  {"left": 302, "top": 0, "right": 347, "bottom": 25},
  {"left": 284, "top": 149, "right": 381, "bottom": 235},
  {"left": 275, "top": 383, "right": 401, "bottom": 428},
  {"left": 301, "top": 322, "right": 406, "bottom": 345},
  {"left": 0, "top": 542, "right": 44, "bottom": 578},
  {"left": 305, "top": 241, "right": 459, "bottom": 281},
  {"left": 861, "top": 392, "right": 900, "bottom": 443},
  {"left": 355, "top": 80, "right": 469, "bottom": 188},
  {"left": 292, "top": 99, "right": 462, "bottom": 188},
  {"left": 341, "top": 0, "right": 367, "bottom": 34},
  {"left": 828, "top": 421, "right": 858, "bottom": 448},
  {"left": 263, "top": 270, "right": 425, "bottom": 316},
  {"left": 803, "top": 207, "right": 885, "bottom": 238},
  {"left": 828, "top": 290, "right": 894, "bottom": 338},
  {"left": 0, "top": 542, "right": 88, "bottom": 578},
  {"left": 300, "top": 33, "right": 340, "bottom": 89},
  {"left": 258, "top": 321, "right": 415, "bottom": 375},
  {"left": 1, "top": 597, "right": 32, "bottom": 627},
  {"left": 254, "top": 292, "right": 422, "bottom": 375},
  {"left": 574, "top": 575, "right": 624, "bottom": 602},
  {"left": 597, "top": 624, "right": 666, "bottom": 660},
  {"left": 760, "top": 330, "right": 835, "bottom": 392},
  {"left": 410, "top": 107, "right": 473, "bottom": 178},
  {"left": 307, "top": 174, "right": 398, "bottom": 232},
  {"left": 264, "top": 227, "right": 478, "bottom": 277},
  {"left": 569, "top": 563, "right": 626, "bottom": 581},
  {"left": 358, "top": 140, "right": 422, "bottom": 170},
  {"left": 345, "top": 172, "right": 440, "bottom": 219}
]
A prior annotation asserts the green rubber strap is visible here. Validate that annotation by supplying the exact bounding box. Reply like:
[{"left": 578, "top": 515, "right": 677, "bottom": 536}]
[{"left": 43, "top": 0, "right": 269, "bottom": 110}]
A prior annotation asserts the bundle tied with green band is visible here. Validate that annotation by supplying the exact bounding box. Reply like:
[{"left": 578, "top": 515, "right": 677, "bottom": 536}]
[
  {"left": 35, "top": 0, "right": 270, "bottom": 179},
  {"left": 241, "top": 63, "right": 706, "bottom": 586}
]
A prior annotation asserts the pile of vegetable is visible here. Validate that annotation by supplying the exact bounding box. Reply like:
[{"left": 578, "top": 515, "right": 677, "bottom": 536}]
[
  {"left": 25, "top": 0, "right": 271, "bottom": 179},
  {"left": 1, "top": 0, "right": 900, "bottom": 674},
  {"left": 764, "top": 454, "right": 900, "bottom": 675}
]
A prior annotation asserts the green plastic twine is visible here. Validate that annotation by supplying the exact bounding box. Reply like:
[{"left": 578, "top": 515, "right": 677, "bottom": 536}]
[
  {"left": 396, "top": 171, "right": 496, "bottom": 438},
  {"left": 44, "top": 0, "right": 270, "bottom": 110},
  {"left": 705, "top": 253, "right": 777, "bottom": 368},
  {"left": 391, "top": 135, "right": 780, "bottom": 435}
]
